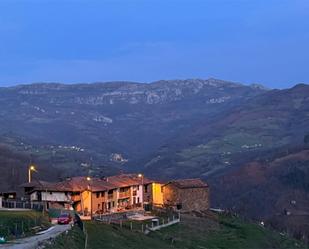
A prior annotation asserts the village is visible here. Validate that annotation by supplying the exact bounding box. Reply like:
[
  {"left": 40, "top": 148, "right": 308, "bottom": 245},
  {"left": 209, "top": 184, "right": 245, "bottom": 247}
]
[
  {"left": 0, "top": 165, "right": 210, "bottom": 247},
  {"left": 1, "top": 170, "right": 209, "bottom": 216}
]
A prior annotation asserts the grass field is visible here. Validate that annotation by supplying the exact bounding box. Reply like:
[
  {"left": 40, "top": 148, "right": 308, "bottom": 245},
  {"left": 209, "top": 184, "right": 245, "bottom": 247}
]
[
  {"left": 0, "top": 210, "right": 50, "bottom": 240},
  {"left": 150, "top": 214, "right": 308, "bottom": 249},
  {"left": 85, "top": 221, "right": 174, "bottom": 249},
  {"left": 48, "top": 213, "right": 308, "bottom": 249},
  {"left": 44, "top": 226, "right": 85, "bottom": 249}
]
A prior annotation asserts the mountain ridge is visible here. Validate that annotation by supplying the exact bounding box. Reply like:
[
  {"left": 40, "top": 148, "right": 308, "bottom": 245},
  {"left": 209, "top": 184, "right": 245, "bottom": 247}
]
[{"left": 0, "top": 78, "right": 308, "bottom": 241}]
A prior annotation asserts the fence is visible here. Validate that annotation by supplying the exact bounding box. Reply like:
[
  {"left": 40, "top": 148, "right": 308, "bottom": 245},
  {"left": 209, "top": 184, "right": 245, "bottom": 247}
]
[
  {"left": 95, "top": 211, "right": 180, "bottom": 234},
  {"left": 94, "top": 209, "right": 145, "bottom": 222},
  {"left": 0, "top": 215, "right": 47, "bottom": 239},
  {"left": 83, "top": 222, "right": 88, "bottom": 249},
  {"left": 1, "top": 200, "right": 43, "bottom": 211},
  {"left": 145, "top": 216, "right": 180, "bottom": 234}
]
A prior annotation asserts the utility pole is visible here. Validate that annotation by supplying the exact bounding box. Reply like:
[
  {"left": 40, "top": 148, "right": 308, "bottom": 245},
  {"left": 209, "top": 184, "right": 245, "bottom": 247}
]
[
  {"left": 86, "top": 176, "right": 92, "bottom": 220},
  {"left": 138, "top": 173, "right": 144, "bottom": 207},
  {"left": 28, "top": 165, "right": 36, "bottom": 183}
]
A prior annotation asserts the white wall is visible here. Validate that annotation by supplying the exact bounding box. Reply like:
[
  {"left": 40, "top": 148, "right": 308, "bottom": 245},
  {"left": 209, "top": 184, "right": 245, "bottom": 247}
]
[
  {"left": 30, "top": 192, "right": 38, "bottom": 201},
  {"left": 42, "top": 192, "right": 71, "bottom": 202},
  {"left": 30, "top": 191, "right": 71, "bottom": 202},
  {"left": 137, "top": 184, "right": 143, "bottom": 204},
  {"left": 130, "top": 185, "right": 143, "bottom": 205}
]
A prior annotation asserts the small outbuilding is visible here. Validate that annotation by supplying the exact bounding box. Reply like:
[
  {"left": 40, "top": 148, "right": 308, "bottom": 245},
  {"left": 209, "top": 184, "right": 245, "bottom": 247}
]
[{"left": 163, "top": 178, "right": 209, "bottom": 212}]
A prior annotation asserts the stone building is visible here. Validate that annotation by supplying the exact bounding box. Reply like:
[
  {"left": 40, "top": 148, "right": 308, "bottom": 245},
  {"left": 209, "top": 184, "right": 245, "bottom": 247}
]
[{"left": 163, "top": 178, "right": 209, "bottom": 211}]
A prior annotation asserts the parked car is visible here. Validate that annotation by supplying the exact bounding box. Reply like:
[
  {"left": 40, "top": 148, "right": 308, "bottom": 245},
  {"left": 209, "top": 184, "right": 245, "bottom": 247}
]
[{"left": 57, "top": 213, "right": 72, "bottom": 224}]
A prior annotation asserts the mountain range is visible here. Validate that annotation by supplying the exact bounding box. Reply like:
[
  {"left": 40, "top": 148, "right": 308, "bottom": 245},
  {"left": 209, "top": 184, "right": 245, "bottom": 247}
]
[
  {"left": 0, "top": 78, "right": 308, "bottom": 239},
  {"left": 0, "top": 78, "right": 267, "bottom": 175}
]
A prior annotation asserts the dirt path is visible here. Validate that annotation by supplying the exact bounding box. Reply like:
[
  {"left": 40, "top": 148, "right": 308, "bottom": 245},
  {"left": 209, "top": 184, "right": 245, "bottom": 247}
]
[{"left": 0, "top": 224, "right": 71, "bottom": 249}]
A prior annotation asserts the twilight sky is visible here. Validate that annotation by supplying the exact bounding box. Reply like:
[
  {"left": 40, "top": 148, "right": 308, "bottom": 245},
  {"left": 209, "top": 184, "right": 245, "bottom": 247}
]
[{"left": 0, "top": 0, "right": 308, "bottom": 88}]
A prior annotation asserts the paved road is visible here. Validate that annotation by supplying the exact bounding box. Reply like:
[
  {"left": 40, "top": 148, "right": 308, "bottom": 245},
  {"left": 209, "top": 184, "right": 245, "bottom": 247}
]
[{"left": 0, "top": 224, "right": 71, "bottom": 249}]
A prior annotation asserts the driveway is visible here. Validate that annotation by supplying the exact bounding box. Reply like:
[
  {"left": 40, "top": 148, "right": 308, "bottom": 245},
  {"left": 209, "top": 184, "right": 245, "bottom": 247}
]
[{"left": 0, "top": 224, "right": 71, "bottom": 249}]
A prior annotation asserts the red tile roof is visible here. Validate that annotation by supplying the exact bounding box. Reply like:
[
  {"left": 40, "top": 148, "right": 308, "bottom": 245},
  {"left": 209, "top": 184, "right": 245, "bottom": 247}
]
[
  {"left": 21, "top": 174, "right": 156, "bottom": 193},
  {"left": 166, "top": 178, "right": 208, "bottom": 189},
  {"left": 104, "top": 174, "right": 153, "bottom": 188}
]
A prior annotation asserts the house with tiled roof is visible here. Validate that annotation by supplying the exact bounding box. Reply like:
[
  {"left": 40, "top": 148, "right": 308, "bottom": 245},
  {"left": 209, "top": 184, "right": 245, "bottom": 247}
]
[
  {"left": 162, "top": 178, "right": 209, "bottom": 211},
  {"left": 21, "top": 174, "right": 161, "bottom": 215},
  {"left": 21, "top": 175, "right": 209, "bottom": 216},
  {"left": 21, "top": 180, "right": 73, "bottom": 209}
]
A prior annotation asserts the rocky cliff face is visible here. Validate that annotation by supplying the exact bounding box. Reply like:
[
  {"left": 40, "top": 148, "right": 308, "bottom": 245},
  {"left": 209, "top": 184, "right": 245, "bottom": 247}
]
[{"left": 6, "top": 78, "right": 258, "bottom": 105}]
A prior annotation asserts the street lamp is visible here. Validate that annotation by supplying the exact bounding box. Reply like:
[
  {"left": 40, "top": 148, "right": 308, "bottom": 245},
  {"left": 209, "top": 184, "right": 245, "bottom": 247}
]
[
  {"left": 138, "top": 173, "right": 144, "bottom": 207},
  {"left": 28, "top": 165, "right": 36, "bottom": 183},
  {"left": 86, "top": 176, "right": 93, "bottom": 219}
]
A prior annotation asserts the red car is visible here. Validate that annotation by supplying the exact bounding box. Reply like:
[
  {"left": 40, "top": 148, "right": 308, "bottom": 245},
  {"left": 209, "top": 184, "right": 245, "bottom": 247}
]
[{"left": 57, "top": 213, "right": 72, "bottom": 224}]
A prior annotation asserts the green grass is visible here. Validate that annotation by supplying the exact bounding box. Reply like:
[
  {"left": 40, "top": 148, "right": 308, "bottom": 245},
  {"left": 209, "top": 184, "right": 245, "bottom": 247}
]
[
  {"left": 46, "top": 213, "right": 309, "bottom": 249},
  {"left": 151, "top": 214, "right": 307, "bottom": 249},
  {"left": 85, "top": 221, "right": 174, "bottom": 249},
  {"left": 44, "top": 226, "right": 85, "bottom": 249},
  {"left": 0, "top": 210, "right": 50, "bottom": 240}
]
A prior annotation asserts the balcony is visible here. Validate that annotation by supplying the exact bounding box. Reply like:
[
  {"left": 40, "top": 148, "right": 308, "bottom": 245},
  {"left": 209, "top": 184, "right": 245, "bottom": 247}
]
[{"left": 118, "top": 191, "right": 130, "bottom": 199}]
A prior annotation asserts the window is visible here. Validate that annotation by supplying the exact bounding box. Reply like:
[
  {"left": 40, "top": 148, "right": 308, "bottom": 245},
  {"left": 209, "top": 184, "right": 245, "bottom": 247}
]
[
  {"left": 108, "top": 190, "right": 113, "bottom": 195},
  {"left": 101, "top": 192, "right": 105, "bottom": 197},
  {"left": 96, "top": 192, "right": 100, "bottom": 198},
  {"left": 144, "top": 185, "right": 148, "bottom": 193},
  {"left": 98, "top": 204, "right": 100, "bottom": 209},
  {"left": 137, "top": 197, "right": 140, "bottom": 203},
  {"left": 120, "top": 187, "right": 129, "bottom": 193}
]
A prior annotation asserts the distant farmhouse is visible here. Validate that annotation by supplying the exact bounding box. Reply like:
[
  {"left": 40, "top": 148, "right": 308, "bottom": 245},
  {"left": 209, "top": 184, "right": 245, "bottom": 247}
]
[{"left": 19, "top": 174, "right": 209, "bottom": 216}]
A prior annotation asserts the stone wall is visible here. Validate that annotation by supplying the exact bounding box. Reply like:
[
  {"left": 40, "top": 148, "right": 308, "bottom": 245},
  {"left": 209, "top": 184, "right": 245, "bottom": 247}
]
[
  {"left": 163, "top": 184, "right": 209, "bottom": 211},
  {"left": 180, "top": 187, "right": 209, "bottom": 211}
]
